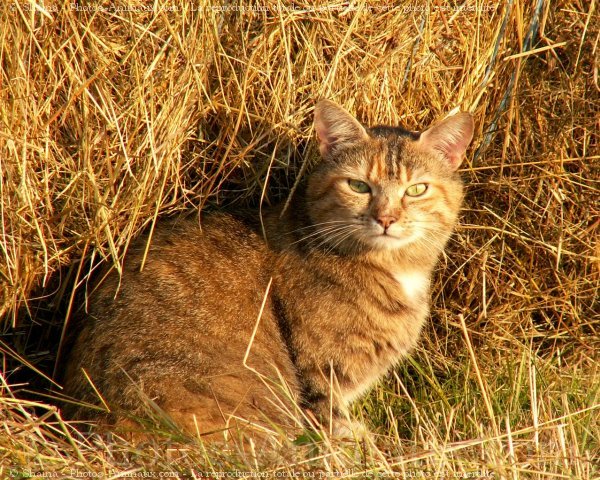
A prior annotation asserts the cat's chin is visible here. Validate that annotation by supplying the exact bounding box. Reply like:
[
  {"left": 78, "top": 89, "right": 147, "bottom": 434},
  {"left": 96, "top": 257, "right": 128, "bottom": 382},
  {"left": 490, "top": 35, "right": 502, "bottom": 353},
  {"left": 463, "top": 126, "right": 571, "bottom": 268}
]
[{"left": 364, "top": 233, "right": 418, "bottom": 251}]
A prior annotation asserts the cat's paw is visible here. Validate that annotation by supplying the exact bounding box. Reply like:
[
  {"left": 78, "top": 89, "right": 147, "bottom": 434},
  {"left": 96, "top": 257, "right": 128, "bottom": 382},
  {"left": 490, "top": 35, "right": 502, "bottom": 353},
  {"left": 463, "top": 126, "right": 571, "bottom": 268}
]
[{"left": 332, "top": 418, "right": 370, "bottom": 441}]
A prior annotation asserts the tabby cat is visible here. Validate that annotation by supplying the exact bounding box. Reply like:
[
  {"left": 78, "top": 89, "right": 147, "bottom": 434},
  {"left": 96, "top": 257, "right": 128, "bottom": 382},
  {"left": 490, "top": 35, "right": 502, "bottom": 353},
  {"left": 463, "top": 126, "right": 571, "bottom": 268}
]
[{"left": 62, "top": 100, "right": 474, "bottom": 441}]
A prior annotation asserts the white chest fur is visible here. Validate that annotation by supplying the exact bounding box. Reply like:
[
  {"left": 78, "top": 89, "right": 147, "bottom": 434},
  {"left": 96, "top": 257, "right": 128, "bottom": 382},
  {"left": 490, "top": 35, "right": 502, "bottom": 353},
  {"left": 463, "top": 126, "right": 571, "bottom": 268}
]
[{"left": 393, "top": 271, "right": 430, "bottom": 299}]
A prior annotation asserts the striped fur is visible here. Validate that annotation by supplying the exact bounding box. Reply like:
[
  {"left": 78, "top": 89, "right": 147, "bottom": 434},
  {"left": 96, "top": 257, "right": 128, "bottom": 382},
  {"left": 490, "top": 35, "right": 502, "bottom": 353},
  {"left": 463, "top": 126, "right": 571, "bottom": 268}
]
[{"left": 62, "top": 100, "right": 473, "bottom": 442}]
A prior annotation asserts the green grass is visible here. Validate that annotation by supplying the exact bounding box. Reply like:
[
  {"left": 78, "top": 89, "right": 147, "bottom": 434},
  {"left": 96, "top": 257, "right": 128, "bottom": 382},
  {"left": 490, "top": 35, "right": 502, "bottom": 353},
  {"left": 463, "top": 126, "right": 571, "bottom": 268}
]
[{"left": 2, "top": 329, "right": 598, "bottom": 478}]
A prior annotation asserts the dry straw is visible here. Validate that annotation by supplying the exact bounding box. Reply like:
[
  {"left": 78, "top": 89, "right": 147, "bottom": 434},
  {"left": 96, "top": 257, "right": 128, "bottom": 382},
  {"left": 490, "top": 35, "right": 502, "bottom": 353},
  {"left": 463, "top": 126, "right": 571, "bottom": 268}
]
[{"left": 0, "top": 0, "right": 598, "bottom": 475}]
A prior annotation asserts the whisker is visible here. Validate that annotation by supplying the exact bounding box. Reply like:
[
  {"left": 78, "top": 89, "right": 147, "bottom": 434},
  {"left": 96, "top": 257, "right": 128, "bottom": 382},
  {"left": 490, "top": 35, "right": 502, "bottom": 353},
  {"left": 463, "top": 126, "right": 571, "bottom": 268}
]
[
  {"left": 291, "top": 224, "right": 358, "bottom": 246},
  {"left": 310, "top": 228, "right": 358, "bottom": 251},
  {"left": 309, "top": 225, "right": 360, "bottom": 252},
  {"left": 287, "top": 220, "right": 349, "bottom": 235},
  {"left": 322, "top": 227, "right": 361, "bottom": 255}
]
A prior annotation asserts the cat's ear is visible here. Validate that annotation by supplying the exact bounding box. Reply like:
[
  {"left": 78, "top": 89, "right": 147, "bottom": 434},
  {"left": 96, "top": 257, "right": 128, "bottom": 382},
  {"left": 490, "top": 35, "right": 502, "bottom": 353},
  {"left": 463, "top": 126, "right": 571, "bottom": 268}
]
[
  {"left": 314, "top": 100, "right": 369, "bottom": 157},
  {"left": 418, "top": 112, "right": 474, "bottom": 170}
]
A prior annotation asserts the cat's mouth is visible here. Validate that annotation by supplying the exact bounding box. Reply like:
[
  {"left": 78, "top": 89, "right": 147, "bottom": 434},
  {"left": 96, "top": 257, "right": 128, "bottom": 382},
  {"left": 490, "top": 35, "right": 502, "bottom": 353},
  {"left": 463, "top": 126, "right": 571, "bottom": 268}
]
[
  {"left": 364, "top": 225, "right": 419, "bottom": 249},
  {"left": 374, "top": 221, "right": 413, "bottom": 238}
]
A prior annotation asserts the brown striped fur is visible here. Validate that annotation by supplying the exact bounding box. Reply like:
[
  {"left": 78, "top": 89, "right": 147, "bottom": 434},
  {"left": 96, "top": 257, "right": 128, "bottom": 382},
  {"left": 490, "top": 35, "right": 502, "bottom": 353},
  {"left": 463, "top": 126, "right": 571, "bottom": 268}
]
[{"left": 62, "top": 100, "right": 474, "bottom": 442}]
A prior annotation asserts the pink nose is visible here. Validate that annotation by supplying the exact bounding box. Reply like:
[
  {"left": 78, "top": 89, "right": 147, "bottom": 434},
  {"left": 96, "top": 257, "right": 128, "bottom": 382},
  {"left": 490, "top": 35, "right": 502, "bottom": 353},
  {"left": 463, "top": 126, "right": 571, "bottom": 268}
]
[{"left": 376, "top": 215, "right": 397, "bottom": 230}]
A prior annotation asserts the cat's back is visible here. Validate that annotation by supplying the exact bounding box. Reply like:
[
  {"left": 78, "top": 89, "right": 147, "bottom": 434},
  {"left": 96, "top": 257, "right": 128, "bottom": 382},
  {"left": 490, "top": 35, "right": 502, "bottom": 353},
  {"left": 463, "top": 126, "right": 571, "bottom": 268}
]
[
  {"left": 88, "top": 214, "right": 271, "bottom": 328},
  {"left": 63, "top": 213, "right": 299, "bottom": 431}
]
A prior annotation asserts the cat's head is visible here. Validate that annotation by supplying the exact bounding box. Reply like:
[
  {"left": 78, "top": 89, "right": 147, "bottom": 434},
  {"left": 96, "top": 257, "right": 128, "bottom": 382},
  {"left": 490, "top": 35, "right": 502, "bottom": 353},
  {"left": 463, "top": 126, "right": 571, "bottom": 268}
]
[{"left": 304, "top": 99, "right": 473, "bottom": 257}]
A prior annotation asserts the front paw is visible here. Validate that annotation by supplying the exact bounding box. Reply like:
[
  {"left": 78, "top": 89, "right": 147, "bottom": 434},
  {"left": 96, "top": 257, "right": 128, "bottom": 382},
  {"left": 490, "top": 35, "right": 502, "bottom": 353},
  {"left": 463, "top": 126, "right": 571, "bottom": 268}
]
[{"left": 332, "top": 418, "right": 369, "bottom": 440}]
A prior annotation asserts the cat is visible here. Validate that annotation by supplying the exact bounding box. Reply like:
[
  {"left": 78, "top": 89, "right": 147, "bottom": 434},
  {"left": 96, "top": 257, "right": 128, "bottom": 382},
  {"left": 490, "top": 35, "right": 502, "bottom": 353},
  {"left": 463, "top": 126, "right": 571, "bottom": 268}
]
[{"left": 62, "top": 99, "right": 474, "bottom": 442}]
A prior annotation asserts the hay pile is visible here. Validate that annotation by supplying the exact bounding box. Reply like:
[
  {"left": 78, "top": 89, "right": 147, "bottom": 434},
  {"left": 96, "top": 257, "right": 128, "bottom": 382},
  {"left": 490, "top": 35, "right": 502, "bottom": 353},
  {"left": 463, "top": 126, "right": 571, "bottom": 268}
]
[{"left": 1, "top": 0, "right": 598, "bottom": 475}]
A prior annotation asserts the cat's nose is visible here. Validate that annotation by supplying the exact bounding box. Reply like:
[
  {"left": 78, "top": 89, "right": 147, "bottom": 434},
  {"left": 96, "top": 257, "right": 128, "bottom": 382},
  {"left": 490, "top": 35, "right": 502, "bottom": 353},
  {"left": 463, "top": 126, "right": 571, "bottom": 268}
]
[{"left": 376, "top": 215, "right": 397, "bottom": 230}]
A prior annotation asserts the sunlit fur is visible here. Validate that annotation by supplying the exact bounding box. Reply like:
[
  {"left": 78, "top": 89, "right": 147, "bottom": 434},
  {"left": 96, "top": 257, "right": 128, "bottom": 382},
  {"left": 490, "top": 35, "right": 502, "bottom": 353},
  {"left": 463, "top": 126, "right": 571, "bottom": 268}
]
[
  {"left": 304, "top": 132, "right": 464, "bottom": 259},
  {"left": 63, "top": 101, "right": 473, "bottom": 442}
]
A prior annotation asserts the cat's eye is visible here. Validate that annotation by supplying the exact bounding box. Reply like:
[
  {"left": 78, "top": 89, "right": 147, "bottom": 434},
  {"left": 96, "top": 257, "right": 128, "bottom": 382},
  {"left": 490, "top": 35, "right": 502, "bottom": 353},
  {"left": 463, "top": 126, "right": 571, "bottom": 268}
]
[
  {"left": 405, "top": 183, "right": 428, "bottom": 197},
  {"left": 348, "top": 179, "right": 371, "bottom": 194}
]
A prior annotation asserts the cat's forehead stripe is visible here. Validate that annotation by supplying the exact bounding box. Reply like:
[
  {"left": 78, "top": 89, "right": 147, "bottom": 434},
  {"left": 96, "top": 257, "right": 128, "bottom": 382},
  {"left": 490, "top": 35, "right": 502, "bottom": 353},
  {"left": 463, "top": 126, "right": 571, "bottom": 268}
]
[
  {"left": 367, "top": 144, "right": 387, "bottom": 181},
  {"left": 399, "top": 164, "right": 407, "bottom": 184},
  {"left": 386, "top": 142, "right": 398, "bottom": 178},
  {"left": 385, "top": 137, "right": 414, "bottom": 181}
]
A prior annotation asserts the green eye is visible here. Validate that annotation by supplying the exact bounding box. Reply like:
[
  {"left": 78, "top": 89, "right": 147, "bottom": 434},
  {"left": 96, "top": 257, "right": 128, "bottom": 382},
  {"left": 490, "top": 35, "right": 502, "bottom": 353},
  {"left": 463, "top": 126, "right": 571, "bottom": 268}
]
[
  {"left": 348, "top": 179, "right": 371, "bottom": 194},
  {"left": 405, "top": 183, "right": 428, "bottom": 197}
]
